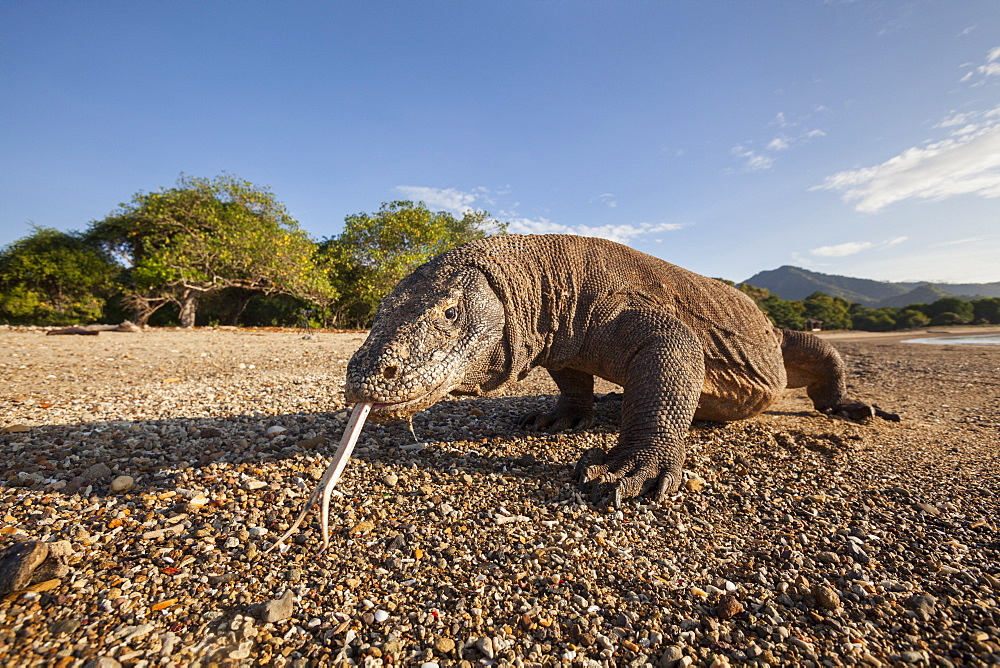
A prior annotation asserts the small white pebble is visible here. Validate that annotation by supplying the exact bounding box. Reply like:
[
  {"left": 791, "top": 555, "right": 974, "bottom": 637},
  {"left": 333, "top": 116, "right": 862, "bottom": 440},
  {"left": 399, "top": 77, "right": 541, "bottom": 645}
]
[{"left": 373, "top": 609, "right": 389, "bottom": 623}]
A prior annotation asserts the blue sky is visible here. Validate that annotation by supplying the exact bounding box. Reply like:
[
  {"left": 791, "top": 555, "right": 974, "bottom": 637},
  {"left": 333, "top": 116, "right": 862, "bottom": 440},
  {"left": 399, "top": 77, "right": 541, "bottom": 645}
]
[{"left": 2, "top": 1, "right": 999, "bottom": 284}]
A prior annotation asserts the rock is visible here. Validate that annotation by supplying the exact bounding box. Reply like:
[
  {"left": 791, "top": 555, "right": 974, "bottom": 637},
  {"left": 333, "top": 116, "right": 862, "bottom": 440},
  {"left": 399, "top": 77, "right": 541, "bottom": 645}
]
[
  {"left": 373, "top": 609, "right": 389, "bottom": 623},
  {"left": 198, "top": 427, "right": 223, "bottom": 438},
  {"left": 85, "top": 659, "right": 122, "bottom": 668},
  {"left": 715, "top": 595, "right": 743, "bottom": 620},
  {"left": 257, "top": 590, "right": 295, "bottom": 623},
  {"left": 0, "top": 542, "right": 48, "bottom": 595},
  {"left": 905, "top": 594, "right": 936, "bottom": 621},
  {"left": 683, "top": 477, "right": 705, "bottom": 492},
  {"left": 475, "top": 636, "right": 495, "bottom": 659},
  {"left": 914, "top": 502, "right": 941, "bottom": 516},
  {"left": 51, "top": 619, "right": 81, "bottom": 635},
  {"left": 109, "top": 475, "right": 134, "bottom": 493},
  {"left": 265, "top": 425, "right": 287, "bottom": 438},
  {"left": 0, "top": 540, "right": 72, "bottom": 595},
  {"left": 82, "top": 462, "right": 113, "bottom": 481},
  {"left": 434, "top": 637, "right": 456, "bottom": 653},
  {"left": 659, "top": 645, "right": 685, "bottom": 667},
  {"left": 811, "top": 584, "right": 841, "bottom": 611},
  {"left": 815, "top": 551, "right": 840, "bottom": 564},
  {"left": 844, "top": 541, "right": 871, "bottom": 565},
  {"left": 0, "top": 424, "right": 30, "bottom": 434},
  {"left": 382, "top": 473, "right": 399, "bottom": 487}
]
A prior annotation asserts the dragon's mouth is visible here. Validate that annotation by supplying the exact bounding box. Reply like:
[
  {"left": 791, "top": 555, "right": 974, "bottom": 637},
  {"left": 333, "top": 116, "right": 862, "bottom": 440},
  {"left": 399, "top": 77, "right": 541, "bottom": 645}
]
[
  {"left": 368, "top": 394, "right": 434, "bottom": 419},
  {"left": 360, "top": 377, "right": 459, "bottom": 421}
]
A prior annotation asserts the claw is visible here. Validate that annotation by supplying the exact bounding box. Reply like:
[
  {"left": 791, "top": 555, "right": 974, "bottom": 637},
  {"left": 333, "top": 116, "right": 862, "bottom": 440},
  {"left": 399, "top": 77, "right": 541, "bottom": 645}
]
[
  {"left": 520, "top": 408, "right": 594, "bottom": 433},
  {"left": 609, "top": 485, "right": 622, "bottom": 509},
  {"left": 575, "top": 447, "right": 607, "bottom": 482},
  {"left": 873, "top": 405, "right": 901, "bottom": 422}
]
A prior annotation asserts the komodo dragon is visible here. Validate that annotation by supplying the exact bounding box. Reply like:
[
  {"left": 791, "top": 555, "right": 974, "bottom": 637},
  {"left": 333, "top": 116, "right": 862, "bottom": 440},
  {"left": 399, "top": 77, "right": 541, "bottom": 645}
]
[{"left": 344, "top": 234, "right": 896, "bottom": 505}]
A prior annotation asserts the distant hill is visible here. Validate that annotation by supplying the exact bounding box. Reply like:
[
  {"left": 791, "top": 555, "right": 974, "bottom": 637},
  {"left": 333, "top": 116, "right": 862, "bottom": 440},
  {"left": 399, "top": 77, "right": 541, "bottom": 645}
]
[{"left": 743, "top": 266, "right": 1000, "bottom": 307}]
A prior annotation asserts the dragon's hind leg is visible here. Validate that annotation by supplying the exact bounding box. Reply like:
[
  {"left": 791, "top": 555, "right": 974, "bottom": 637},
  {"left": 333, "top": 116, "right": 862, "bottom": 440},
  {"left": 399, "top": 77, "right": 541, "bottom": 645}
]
[{"left": 779, "top": 329, "right": 898, "bottom": 421}]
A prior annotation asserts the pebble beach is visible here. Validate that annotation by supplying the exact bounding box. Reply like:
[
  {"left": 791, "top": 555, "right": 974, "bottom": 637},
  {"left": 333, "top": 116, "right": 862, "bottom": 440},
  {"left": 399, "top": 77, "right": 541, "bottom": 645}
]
[{"left": 1, "top": 325, "right": 999, "bottom": 667}]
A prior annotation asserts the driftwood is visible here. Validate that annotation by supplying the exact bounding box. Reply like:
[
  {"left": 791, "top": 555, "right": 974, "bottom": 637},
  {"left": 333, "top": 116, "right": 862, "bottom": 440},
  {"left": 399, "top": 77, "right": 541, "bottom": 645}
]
[
  {"left": 46, "top": 321, "right": 142, "bottom": 336},
  {"left": 46, "top": 326, "right": 98, "bottom": 336}
]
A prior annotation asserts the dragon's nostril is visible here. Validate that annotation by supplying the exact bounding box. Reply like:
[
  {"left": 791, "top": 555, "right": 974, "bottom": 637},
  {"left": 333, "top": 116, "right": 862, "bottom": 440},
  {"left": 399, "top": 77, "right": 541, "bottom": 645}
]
[{"left": 382, "top": 365, "right": 398, "bottom": 380}]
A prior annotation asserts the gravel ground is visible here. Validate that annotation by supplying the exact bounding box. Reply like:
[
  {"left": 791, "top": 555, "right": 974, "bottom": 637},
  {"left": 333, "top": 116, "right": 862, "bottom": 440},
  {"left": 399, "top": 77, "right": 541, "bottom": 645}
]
[{"left": 1, "top": 325, "right": 999, "bottom": 668}]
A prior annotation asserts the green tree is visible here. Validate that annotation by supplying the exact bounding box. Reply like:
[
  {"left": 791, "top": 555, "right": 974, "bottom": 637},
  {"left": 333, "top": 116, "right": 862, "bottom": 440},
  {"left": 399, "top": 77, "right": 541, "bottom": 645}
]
[
  {"left": 0, "top": 226, "right": 119, "bottom": 325},
  {"left": 87, "top": 174, "right": 335, "bottom": 327},
  {"left": 895, "top": 308, "right": 931, "bottom": 329},
  {"left": 735, "top": 282, "right": 770, "bottom": 302},
  {"left": 971, "top": 297, "right": 1000, "bottom": 324},
  {"left": 802, "top": 291, "right": 853, "bottom": 330},
  {"left": 925, "top": 297, "right": 974, "bottom": 325},
  {"left": 850, "top": 306, "right": 898, "bottom": 332},
  {"left": 759, "top": 295, "right": 806, "bottom": 330},
  {"left": 319, "top": 200, "right": 505, "bottom": 327}
]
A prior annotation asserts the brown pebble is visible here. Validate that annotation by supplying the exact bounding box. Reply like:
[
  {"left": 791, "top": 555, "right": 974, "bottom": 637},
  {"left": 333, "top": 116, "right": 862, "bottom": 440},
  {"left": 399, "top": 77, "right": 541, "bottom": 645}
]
[
  {"left": 811, "top": 584, "right": 841, "bottom": 611},
  {"left": 716, "top": 594, "right": 744, "bottom": 619},
  {"left": 434, "top": 637, "right": 456, "bottom": 653}
]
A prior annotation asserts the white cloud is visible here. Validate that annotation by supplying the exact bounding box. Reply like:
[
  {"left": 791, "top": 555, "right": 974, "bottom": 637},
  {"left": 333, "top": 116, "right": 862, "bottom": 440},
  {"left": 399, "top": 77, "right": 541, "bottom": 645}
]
[
  {"left": 395, "top": 185, "right": 684, "bottom": 245},
  {"left": 731, "top": 145, "right": 774, "bottom": 172},
  {"left": 960, "top": 45, "right": 1000, "bottom": 85},
  {"left": 395, "top": 186, "right": 478, "bottom": 213},
  {"left": 813, "top": 123, "right": 1000, "bottom": 212},
  {"left": 930, "top": 234, "right": 990, "bottom": 248},
  {"left": 810, "top": 236, "right": 907, "bottom": 257},
  {"left": 590, "top": 192, "right": 618, "bottom": 208},
  {"left": 820, "top": 50, "right": 1000, "bottom": 212},
  {"left": 732, "top": 112, "right": 826, "bottom": 171},
  {"left": 506, "top": 218, "right": 684, "bottom": 245},
  {"left": 810, "top": 241, "right": 873, "bottom": 257},
  {"left": 767, "top": 137, "right": 790, "bottom": 151}
]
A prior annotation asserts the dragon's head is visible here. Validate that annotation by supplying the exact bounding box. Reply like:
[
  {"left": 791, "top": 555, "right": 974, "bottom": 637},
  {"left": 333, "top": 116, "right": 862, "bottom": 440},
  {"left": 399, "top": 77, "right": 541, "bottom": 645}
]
[{"left": 344, "top": 262, "right": 506, "bottom": 421}]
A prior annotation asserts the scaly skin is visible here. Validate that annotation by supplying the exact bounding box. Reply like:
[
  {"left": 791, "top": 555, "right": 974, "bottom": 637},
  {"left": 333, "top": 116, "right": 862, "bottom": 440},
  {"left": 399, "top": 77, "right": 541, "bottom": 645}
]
[{"left": 344, "top": 234, "right": 896, "bottom": 505}]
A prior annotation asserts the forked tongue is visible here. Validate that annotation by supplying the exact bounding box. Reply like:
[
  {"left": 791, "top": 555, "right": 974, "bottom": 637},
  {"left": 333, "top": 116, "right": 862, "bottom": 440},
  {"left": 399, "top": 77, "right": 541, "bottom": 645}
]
[{"left": 263, "top": 402, "right": 373, "bottom": 555}]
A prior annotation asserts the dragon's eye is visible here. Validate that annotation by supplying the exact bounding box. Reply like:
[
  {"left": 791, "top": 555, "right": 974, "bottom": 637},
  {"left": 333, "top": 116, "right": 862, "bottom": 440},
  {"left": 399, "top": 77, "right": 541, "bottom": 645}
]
[{"left": 444, "top": 306, "right": 458, "bottom": 321}]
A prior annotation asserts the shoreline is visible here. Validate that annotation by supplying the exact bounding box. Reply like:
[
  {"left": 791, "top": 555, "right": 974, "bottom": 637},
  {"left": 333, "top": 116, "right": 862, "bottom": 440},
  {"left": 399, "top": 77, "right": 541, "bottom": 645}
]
[{"left": 815, "top": 323, "right": 1000, "bottom": 342}]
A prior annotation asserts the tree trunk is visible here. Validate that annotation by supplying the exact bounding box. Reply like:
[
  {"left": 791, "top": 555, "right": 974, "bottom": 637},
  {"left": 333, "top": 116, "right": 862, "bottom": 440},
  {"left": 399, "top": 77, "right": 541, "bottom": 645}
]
[
  {"left": 131, "top": 295, "right": 164, "bottom": 327},
  {"left": 178, "top": 290, "right": 199, "bottom": 328},
  {"left": 228, "top": 290, "right": 257, "bottom": 326}
]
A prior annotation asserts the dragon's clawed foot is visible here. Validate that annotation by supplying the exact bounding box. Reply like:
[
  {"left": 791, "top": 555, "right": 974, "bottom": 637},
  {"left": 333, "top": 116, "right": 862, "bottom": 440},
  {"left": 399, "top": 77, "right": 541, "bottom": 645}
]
[
  {"left": 518, "top": 408, "right": 595, "bottom": 433},
  {"left": 823, "top": 402, "right": 900, "bottom": 422},
  {"left": 574, "top": 447, "right": 680, "bottom": 508}
]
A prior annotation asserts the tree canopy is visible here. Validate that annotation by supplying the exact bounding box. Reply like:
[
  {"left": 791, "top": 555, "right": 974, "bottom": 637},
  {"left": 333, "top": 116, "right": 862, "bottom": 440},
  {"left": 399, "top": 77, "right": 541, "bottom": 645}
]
[
  {"left": 318, "top": 200, "right": 506, "bottom": 327},
  {"left": 0, "top": 226, "right": 119, "bottom": 325},
  {"left": 87, "top": 174, "right": 335, "bottom": 327},
  {"left": 3, "top": 178, "right": 998, "bottom": 332}
]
